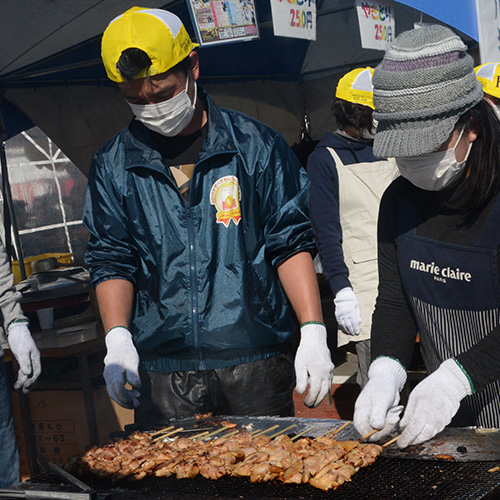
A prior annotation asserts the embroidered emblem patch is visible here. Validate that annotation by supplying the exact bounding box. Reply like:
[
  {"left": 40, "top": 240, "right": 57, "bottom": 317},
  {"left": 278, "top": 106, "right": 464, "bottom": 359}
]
[{"left": 210, "top": 175, "right": 241, "bottom": 227}]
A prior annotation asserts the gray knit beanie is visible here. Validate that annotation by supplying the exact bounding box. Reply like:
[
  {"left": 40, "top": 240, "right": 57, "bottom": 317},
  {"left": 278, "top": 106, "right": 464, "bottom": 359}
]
[{"left": 372, "top": 25, "right": 483, "bottom": 158}]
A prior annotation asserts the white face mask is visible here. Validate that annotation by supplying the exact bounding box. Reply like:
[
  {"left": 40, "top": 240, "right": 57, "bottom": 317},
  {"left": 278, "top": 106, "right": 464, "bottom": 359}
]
[
  {"left": 127, "top": 75, "right": 197, "bottom": 137},
  {"left": 395, "top": 127, "right": 473, "bottom": 191}
]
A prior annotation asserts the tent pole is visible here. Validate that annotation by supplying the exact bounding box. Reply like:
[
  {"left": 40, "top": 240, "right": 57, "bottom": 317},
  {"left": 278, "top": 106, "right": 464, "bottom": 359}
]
[
  {"left": 0, "top": 111, "right": 26, "bottom": 280},
  {"left": 0, "top": 142, "right": 26, "bottom": 280},
  {"left": 1, "top": 144, "right": 12, "bottom": 257}
]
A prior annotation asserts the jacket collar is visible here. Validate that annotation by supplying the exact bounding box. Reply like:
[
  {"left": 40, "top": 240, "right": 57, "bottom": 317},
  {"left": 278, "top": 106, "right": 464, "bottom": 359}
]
[{"left": 122, "top": 88, "right": 237, "bottom": 173}]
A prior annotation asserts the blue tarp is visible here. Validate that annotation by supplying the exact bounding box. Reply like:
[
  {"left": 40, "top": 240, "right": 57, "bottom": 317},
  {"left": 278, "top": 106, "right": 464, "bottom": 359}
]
[{"left": 396, "top": 0, "right": 478, "bottom": 40}]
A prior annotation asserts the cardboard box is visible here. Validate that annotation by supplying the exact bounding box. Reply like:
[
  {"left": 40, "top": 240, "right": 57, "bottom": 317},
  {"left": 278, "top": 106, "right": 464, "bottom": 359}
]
[{"left": 11, "top": 387, "right": 134, "bottom": 477}]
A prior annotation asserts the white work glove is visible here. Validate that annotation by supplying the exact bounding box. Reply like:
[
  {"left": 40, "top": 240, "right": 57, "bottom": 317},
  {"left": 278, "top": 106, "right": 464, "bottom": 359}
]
[
  {"left": 295, "top": 323, "right": 334, "bottom": 408},
  {"left": 398, "top": 358, "right": 473, "bottom": 449},
  {"left": 334, "top": 287, "right": 362, "bottom": 335},
  {"left": 103, "top": 327, "right": 141, "bottom": 409},
  {"left": 7, "top": 321, "right": 41, "bottom": 393},
  {"left": 354, "top": 356, "right": 406, "bottom": 441}
]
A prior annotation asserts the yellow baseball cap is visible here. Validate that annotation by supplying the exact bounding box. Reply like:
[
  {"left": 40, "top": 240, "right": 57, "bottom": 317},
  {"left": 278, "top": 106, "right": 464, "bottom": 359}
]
[
  {"left": 335, "top": 67, "right": 374, "bottom": 109},
  {"left": 101, "top": 7, "right": 199, "bottom": 83},
  {"left": 475, "top": 62, "right": 500, "bottom": 99}
]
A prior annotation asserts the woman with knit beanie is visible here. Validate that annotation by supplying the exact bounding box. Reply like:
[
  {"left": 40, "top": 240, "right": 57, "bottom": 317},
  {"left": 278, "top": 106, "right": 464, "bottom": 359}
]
[{"left": 353, "top": 24, "right": 500, "bottom": 448}]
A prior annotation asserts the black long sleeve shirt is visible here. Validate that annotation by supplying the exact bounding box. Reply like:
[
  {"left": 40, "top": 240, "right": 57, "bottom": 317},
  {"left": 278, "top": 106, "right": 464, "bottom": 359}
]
[{"left": 372, "top": 176, "right": 500, "bottom": 392}]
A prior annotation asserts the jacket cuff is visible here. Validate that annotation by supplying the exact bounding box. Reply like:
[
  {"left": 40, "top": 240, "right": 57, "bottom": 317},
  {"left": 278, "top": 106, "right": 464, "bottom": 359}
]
[
  {"left": 449, "top": 358, "right": 476, "bottom": 395},
  {"left": 328, "top": 277, "right": 353, "bottom": 297}
]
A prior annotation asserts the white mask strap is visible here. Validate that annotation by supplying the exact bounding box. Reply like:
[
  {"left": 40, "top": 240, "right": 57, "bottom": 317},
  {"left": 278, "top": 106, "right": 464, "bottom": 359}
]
[{"left": 452, "top": 125, "right": 466, "bottom": 152}]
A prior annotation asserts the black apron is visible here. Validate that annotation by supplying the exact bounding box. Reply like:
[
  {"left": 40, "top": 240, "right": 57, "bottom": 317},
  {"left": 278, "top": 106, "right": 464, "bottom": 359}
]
[{"left": 397, "top": 197, "right": 500, "bottom": 427}]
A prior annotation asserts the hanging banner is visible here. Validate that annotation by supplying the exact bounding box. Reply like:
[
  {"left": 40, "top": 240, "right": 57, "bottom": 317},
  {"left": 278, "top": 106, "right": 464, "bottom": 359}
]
[
  {"left": 355, "top": 0, "right": 395, "bottom": 50},
  {"left": 475, "top": 0, "right": 500, "bottom": 63},
  {"left": 187, "top": 0, "right": 259, "bottom": 46},
  {"left": 270, "top": 0, "right": 316, "bottom": 41}
]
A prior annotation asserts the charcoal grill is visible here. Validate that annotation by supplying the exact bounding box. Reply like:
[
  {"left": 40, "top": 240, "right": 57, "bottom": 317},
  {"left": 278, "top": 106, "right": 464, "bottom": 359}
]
[{"left": 7, "top": 417, "right": 500, "bottom": 500}]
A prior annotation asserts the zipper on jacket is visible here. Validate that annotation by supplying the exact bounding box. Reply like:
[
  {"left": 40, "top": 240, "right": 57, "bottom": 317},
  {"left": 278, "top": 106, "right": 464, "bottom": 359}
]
[{"left": 185, "top": 204, "right": 203, "bottom": 366}]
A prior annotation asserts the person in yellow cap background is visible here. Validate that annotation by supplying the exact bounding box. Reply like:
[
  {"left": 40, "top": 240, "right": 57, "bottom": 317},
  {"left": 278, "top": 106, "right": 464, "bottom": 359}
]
[
  {"left": 83, "top": 7, "right": 334, "bottom": 422},
  {"left": 475, "top": 62, "right": 500, "bottom": 118},
  {"left": 307, "top": 67, "right": 398, "bottom": 388}
]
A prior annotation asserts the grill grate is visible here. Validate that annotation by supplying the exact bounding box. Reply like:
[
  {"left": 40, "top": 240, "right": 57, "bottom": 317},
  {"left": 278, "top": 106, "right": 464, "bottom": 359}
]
[
  {"left": 24, "top": 457, "right": 500, "bottom": 500},
  {"left": 20, "top": 417, "right": 500, "bottom": 500}
]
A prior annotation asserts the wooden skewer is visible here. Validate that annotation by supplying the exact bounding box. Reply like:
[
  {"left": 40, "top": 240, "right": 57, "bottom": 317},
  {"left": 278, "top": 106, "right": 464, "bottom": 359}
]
[
  {"left": 269, "top": 424, "right": 296, "bottom": 439},
  {"left": 152, "top": 427, "right": 184, "bottom": 442},
  {"left": 324, "top": 390, "right": 333, "bottom": 406},
  {"left": 208, "top": 428, "right": 239, "bottom": 441},
  {"left": 326, "top": 420, "right": 351, "bottom": 438},
  {"left": 189, "top": 430, "right": 210, "bottom": 440},
  {"left": 216, "top": 429, "right": 240, "bottom": 440},
  {"left": 317, "top": 429, "right": 333, "bottom": 438},
  {"left": 252, "top": 425, "right": 279, "bottom": 437},
  {"left": 290, "top": 426, "right": 317, "bottom": 441},
  {"left": 149, "top": 426, "right": 175, "bottom": 437},
  {"left": 358, "top": 429, "right": 378, "bottom": 442},
  {"left": 382, "top": 435, "right": 400, "bottom": 448},
  {"left": 316, "top": 429, "right": 340, "bottom": 437},
  {"left": 194, "top": 425, "right": 229, "bottom": 440}
]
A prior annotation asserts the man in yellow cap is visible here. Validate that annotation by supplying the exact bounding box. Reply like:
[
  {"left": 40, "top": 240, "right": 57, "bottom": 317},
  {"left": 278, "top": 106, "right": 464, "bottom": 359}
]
[
  {"left": 83, "top": 7, "right": 333, "bottom": 422},
  {"left": 307, "top": 67, "right": 398, "bottom": 388}
]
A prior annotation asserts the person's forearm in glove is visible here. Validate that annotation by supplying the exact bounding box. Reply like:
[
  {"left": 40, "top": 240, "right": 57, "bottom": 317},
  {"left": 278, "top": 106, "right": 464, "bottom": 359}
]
[
  {"left": 95, "top": 279, "right": 139, "bottom": 408},
  {"left": 397, "top": 358, "right": 473, "bottom": 448},
  {"left": 95, "top": 279, "right": 134, "bottom": 333},
  {"left": 334, "top": 287, "right": 362, "bottom": 335},
  {"left": 354, "top": 356, "right": 407, "bottom": 441},
  {"left": 295, "top": 322, "right": 334, "bottom": 407},
  {"left": 104, "top": 326, "right": 141, "bottom": 409},
  {"left": 7, "top": 321, "right": 41, "bottom": 393},
  {"left": 276, "top": 252, "right": 333, "bottom": 406}
]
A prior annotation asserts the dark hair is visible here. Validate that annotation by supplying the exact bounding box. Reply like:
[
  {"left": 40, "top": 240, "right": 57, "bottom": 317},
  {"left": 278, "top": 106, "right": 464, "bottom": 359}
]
[
  {"left": 456, "top": 99, "right": 500, "bottom": 215},
  {"left": 332, "top": 98, "right": 373, "bottom": 133},
  {"left": 116, "top": 48, "right": 193, "bottom": 81}
]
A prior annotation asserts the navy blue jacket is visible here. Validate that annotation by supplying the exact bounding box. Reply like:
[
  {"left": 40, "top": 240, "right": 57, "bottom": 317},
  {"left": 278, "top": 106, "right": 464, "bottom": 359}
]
[
  {"left": 307, "top": 131, "right": 378, "bottom": 295},
  {"left": 83, "top": 90, "right": 315, "bottom": 372}
]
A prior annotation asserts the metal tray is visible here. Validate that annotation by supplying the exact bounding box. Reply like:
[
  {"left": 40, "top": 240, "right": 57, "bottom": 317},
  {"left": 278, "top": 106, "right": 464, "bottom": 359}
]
[{"left": 382, "top": 426, "right": 500, "bottom": 462}]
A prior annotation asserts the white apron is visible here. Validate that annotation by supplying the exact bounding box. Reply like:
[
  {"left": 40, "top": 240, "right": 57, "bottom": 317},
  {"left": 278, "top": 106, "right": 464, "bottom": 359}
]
[{"left": 328, "top": 147, "right": 398, "bottom": 346}]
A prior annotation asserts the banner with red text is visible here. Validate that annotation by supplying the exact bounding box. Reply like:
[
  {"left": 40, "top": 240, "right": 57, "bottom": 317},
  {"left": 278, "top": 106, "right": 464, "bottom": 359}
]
[
  {"left": 270, "top": 0, "right": 316, "bottom": 41},
  {"left": 356, "top": 0, "right": 395, "bottom": 50}
]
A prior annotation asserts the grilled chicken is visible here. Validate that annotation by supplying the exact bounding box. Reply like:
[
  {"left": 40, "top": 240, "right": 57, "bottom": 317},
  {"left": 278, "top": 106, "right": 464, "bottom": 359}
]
[{"left": 65, "top": 429, "right": 383, "bottom": 491}]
